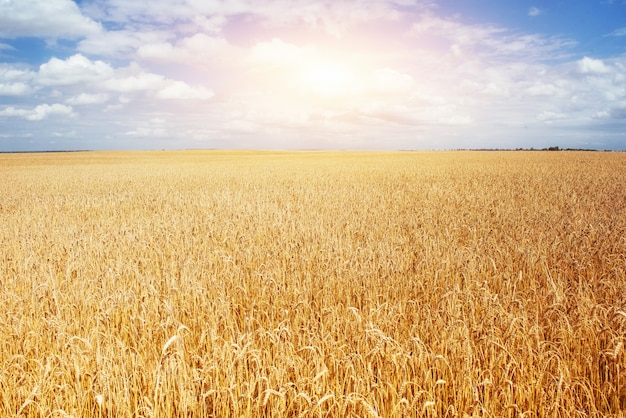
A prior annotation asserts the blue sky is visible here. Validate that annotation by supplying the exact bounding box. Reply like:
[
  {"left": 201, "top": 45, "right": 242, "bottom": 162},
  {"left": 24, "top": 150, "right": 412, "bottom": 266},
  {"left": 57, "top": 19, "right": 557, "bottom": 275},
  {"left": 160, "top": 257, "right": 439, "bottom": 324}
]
[{"left": 1, "top": 0, "right": 625, "bottom": 151}]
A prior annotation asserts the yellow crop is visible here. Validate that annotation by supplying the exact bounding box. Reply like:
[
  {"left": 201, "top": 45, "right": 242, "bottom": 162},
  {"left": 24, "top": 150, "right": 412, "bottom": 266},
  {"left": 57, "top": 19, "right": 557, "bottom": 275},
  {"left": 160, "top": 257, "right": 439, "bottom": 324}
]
[{"left": 0, "top": 150, "right": 624, "bottom": 417}]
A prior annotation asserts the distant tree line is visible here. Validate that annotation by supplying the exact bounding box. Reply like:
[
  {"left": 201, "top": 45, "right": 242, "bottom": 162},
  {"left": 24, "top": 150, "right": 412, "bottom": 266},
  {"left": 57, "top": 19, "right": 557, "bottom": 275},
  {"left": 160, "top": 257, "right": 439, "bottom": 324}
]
[{"left": 455, "top": 146, "right": 605, "bottom": 152}]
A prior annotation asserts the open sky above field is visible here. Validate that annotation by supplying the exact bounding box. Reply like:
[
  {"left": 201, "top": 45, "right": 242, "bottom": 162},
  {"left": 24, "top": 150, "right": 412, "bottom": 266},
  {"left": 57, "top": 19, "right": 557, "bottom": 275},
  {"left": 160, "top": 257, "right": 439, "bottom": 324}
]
[{"left": 1, "top": 0, "right": 625, "bottom": 151}]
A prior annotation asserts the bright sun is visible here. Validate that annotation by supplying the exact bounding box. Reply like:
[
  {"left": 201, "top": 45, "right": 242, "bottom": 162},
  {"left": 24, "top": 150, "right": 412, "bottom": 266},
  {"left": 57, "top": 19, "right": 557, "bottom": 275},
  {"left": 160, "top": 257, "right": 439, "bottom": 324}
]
[{"left": 300, "top": 61, "right": 353, "bottom": 99}]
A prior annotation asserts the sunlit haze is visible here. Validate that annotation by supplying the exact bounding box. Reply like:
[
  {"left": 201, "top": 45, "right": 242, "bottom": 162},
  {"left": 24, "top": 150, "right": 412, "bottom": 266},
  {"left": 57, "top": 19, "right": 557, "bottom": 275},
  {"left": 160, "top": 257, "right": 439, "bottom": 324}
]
[{"left": 1, "top": 0, "right": 625, "bottom": 151}]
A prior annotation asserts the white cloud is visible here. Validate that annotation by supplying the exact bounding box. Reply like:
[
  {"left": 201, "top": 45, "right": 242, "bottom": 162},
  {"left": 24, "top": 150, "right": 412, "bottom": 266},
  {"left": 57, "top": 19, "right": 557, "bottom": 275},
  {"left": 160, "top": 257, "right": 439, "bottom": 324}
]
[
  {"left": 250, "top": 38, "right": 313, "bottom": 69},
  {"left": 52, "top": 130, "right": 77, "bottom": 138},
  {"left": 0, "top": 107, "right": 28, "bottom": 118},
  {"left": 577, "top": 57, "right": 612, "bottom": 74},
  {"left": 369, "top": 68, "right": 415, "bottom": 95},
  {"left": 605, "top": 27, "right": 626, "bottom": 37},
  {"left": 189, "top": 15, "right": 228, "bottom": 33},
  {"left": 528, "top": 7, "right": 543, "bottom": 17},
  {"left": 34, "top": 54, "right": 215, "bottom": 103},
  {"left": 1, "top": 0, "right": 625, "bottom": 151},
  {"left": 223, "top": 119, "right": 259, "bottom": 134},
  {"left": 78, "top": 29, "right": 170, "bottom": 58},
  {"left": 0, "top": 82, "right": 31, "bottom": 96},
  {"left": 103, "top": 72, "right": 166, "bottom": 93},
  {"left": 0, "top": 103, "right": 74, "bottom": 121},
  {"left": 86, "top": 0, "right": 430, "bottom": 35},
  {"left": 27, "top": 104, "right": 75, "bottom": 121},
  {"left": 137, "top": 34, "right": 234, "bottom": 66},
  {"left": 536, "top": 111, "right": 568, "bottom": 122},
  {"left": 0, "top": 0, "right": 101, "bottom": 38},
  {"left": 412, "top": 16, "right": 505, "bottom": 46},
  {"left": 83, "top": 0, "right": 206, "bottom": 24},
  {"left": 411, "top": 16, "right": 575, "bottom": 60},
  {"left": 66, "top": 93, "right": 110, "bottom": 105},
  {"left": 242, "top": 0, "right": 408, "bottom": 36},
  {"left": 37, "top": 54, "right": 113, "bottom": 86},
  {"left": 135, "top": 42, "right": 177, "bottom": 62},
  {"left": 104, "top": 96, "right": 131, "bottom": 112},
  {"left": 178, "top": 33, "right": 232, "bottom": 56},
  {"left": 525, "top": 81, "right": 563, "bottom": 97},
  {"left": 125, "top": 127, "right": 167, "bottom": 137},
  {"left": 156, "top": 81, "right": 215, "bottom": 100},
  {"left": 0, "top": 65, "right": 35, "bottom": 83}
]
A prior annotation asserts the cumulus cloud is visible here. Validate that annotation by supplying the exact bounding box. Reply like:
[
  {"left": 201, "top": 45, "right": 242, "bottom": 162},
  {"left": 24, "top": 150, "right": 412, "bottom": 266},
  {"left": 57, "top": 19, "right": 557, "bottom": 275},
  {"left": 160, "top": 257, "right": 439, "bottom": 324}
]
[
  {"left": 66, "top": 93, "right": 110, "bottom": 105},
  {"left": 137, "top": 34, "right": 234, "bottom": 66},
  {"left": 26, "top": 104, "right": 75, "bottom": 121},
  {"left": 0, "top": 64, "right": 35, "bottom": 83},
  {"left": 37, "top": 54, "right": 113, "bottom": 86},
  {"left": 188, "top": 15, "right": 228, "bottom": 34},
  {"left": 100, "top": 69, "right": 211, "bottom": 101},
  {"left": 0, "top": 0, "right": 101, "bottom": 38},
  {"left": 5, "top": 53, "right": 217, "bottom": 111},
  {"left": 0, "top": 104, "right": 74, "bottom": 120},
  {"left": 156, "top": 81, "right": 215, "bottom": 100},
  {"left": 124, "top": 118, "right": 170, "bottom": 137},
  {"left": 1, "top": 0, "right": 624, "bottom": 151},
  {"left": 577, "top": 56, "right": 612, "bottom": 74},
  {"left": 0, "top": 107, "right": 28, "bottom": 118},
  {"left": 103, "top": 72, "right": 165, "bottom": 93},
  {"left": 0, "top": 82, "right": 31, "bottom": 96},
  {"left": 250, "top": 38, "right": 313, "bottom": 69},
  {"left": 35, "top": 54, "right": 215, "bottom": 102},
  {"left": 0, "top": 63, "right": 35, "bottom": 95}
]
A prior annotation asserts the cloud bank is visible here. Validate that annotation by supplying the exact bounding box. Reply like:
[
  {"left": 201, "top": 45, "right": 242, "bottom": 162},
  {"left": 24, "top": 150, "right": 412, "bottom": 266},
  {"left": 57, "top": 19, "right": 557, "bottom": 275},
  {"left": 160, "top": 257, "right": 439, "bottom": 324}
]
[{"left": 0, "top": 0, "right": 624, "bottom": 150}]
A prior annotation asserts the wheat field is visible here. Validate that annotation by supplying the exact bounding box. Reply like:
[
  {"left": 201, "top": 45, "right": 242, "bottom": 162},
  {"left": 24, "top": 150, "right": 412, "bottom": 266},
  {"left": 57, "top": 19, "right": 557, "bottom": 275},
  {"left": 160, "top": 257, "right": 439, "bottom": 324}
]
[{"left": 0, "top": 150, "right": 625, "bottom": 417}]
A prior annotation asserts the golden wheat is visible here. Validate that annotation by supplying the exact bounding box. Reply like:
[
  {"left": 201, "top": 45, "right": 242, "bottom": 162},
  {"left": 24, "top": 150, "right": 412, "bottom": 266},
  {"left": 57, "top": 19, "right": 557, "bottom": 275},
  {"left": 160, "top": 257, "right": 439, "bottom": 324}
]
[{"left": 0, "top": 150, "right": 624, "bottom": 417}]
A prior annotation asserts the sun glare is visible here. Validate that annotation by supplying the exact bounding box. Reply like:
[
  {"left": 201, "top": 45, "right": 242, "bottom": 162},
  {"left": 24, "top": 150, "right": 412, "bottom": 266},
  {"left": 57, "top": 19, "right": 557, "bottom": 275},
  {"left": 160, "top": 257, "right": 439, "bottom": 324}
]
[{"left": 301, "top": 61, "right": 353, "bottom": 99}]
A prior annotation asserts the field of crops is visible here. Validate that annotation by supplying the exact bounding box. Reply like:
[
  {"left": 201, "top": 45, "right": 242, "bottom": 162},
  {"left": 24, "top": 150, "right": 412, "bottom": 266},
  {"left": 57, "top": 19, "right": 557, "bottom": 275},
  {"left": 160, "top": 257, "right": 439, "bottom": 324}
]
[{"left": 0, "top": 150, "right": 625, "bottom": 417}]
